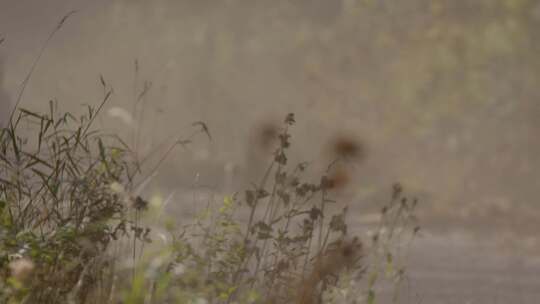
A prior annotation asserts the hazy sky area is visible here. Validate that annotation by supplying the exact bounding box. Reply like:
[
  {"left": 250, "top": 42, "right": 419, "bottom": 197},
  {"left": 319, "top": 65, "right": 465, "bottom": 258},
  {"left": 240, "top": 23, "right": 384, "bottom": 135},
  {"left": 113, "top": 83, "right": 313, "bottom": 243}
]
[{"left": 1, "top": 0, "right": 540, "bottom": 302}]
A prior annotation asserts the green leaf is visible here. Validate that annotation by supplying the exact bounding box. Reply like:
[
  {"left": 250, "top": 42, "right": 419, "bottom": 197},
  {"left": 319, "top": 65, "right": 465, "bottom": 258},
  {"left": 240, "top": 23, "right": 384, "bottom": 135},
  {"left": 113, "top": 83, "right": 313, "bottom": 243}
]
[
  {"left": 367, "top": 289, "right": 376, "bottom": 304},
  {"left": 386, "top": 252, "right": 394, "bottom": 276},
  {"left": 368, "top": 272, "right": 378, "bottom": 287},
  {"left": 219, "top": 196, "right": 234, "bottom": 214}
]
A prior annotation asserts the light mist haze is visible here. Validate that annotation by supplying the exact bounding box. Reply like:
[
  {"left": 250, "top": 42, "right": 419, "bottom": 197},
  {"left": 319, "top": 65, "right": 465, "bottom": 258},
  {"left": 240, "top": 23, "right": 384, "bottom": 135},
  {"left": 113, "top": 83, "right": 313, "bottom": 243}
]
[{"left": 1, "top": 1, "right": 539, "bottom": 302}]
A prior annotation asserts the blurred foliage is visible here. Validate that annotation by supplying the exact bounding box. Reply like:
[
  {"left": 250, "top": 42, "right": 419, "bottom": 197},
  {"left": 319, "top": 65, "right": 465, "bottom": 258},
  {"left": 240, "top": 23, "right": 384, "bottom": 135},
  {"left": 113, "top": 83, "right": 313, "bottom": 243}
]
[
  {"left": 0, "top": 108, "right": 419, "bottom": 303},
  {"left": 6, "top": 0, "right": 537, "bottom": 227},
  {"left": 0, "top": 100, "right": 147, "bottom": 303},
  {"left": 105, "top": 1, "right": 539, "bottom": 232},
  {"left": 115, "top": 114, "right": 419, "bottom": 304}
]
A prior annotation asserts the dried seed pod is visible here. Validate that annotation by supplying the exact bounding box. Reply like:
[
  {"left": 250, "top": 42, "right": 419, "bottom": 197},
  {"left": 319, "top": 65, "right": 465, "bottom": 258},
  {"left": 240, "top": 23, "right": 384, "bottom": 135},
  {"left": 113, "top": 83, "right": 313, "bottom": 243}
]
[{"left": 330, "top": 135, "right": 365, "bottom": 161}]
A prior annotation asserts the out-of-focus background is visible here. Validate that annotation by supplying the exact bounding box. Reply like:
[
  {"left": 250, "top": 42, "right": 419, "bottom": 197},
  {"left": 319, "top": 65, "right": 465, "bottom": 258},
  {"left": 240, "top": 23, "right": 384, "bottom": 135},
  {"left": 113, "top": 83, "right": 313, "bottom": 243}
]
[{"left": 1, "top": 0, "right": 539, "bottom": 302}]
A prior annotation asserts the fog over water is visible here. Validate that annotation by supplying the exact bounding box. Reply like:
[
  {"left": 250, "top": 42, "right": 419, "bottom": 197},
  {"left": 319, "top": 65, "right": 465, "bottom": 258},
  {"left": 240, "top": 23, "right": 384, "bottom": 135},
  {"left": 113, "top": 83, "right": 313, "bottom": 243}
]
[{"left": 1, "top": 0, "right": 540, "bottom": 302}]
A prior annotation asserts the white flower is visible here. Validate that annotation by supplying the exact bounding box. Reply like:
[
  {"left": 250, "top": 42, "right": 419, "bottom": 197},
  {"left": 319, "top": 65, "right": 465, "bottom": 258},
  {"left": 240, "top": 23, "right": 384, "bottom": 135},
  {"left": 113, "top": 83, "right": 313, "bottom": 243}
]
[
  {"left": 107, "top": 107, "right": 134, "bottom": 127},
  {"left": 109, "top": 182, "right": 125, "bottom": 194},
  {"left": 9, "top": 258, "right": 34, "bottom": 282},
  {"left": 172, "top": 263, "right": 186, "bottom": 276},
  {"left": 191, "top": 298, "right": 208, "bottom": 304},
  {"left": 156, "top": 231, "right": 170, "bottom": 244}
]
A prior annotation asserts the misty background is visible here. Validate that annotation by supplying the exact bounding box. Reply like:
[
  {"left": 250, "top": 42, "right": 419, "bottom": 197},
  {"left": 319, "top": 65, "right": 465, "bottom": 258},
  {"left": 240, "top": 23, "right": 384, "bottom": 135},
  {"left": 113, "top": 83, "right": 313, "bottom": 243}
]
[{"left": 1, "top": 0, "right": 540, "bottom": 302}]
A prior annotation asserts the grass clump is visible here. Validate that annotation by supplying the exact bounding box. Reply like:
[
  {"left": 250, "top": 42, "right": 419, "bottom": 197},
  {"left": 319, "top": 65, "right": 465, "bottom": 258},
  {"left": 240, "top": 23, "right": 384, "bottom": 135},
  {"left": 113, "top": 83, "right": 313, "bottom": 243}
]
[
  {"left": 0, "top": 105, "right": 419, "bottom": 304},
  {"left": 118, "top": 113, "right": 420, "bottom": 304},
  {"left": 0, "top": 99, "right": 144, "bottom": 303}
]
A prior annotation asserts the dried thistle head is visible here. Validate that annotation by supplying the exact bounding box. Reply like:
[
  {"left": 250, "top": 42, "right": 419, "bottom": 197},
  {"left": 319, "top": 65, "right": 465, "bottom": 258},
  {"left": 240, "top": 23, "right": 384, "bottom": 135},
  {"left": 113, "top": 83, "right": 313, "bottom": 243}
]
[
  {"left": 330, "top": 135, "right": 366, "bottom": 161},
  {"left": 132, "top": 195, "right": 149, "bottom": 211},
  {"left": 297, "top": 237, "right": 363, "bottom": 304},
  {"left": 321, "top": 168, "right": 351, "bottom": 191},
  {"left": 284, "top": 113, "right": 295, "bottom": 125},
  {"left": 252, "top": 122, "right": 280, "bottom": 152},
  {"left": 316, "top": 237, "right": 363, "bottom": 278}
]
